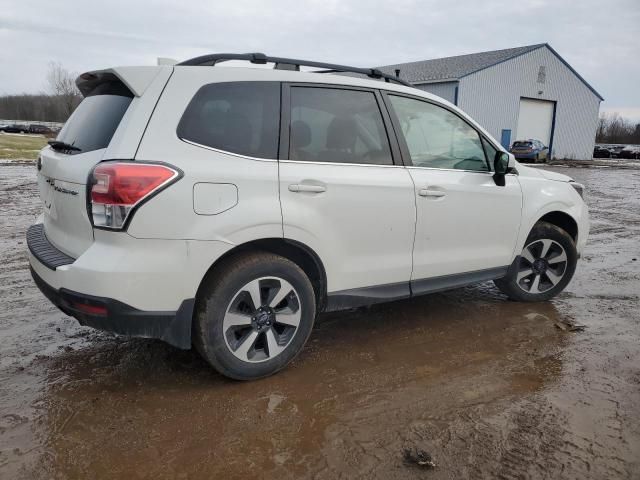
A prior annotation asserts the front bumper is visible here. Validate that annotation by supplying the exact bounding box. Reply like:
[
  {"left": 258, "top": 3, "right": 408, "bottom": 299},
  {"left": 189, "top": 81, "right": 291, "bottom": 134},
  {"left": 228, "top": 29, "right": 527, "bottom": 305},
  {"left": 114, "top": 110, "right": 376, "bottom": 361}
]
[{"left": 30, "top": 267, "right": 194, "bottom": 348}]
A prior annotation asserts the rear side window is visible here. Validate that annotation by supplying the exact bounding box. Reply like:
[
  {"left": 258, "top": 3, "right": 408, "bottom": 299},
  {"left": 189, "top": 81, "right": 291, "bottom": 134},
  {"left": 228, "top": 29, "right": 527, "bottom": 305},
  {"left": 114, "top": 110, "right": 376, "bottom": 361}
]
[
  {"left": 178, "top": 82, "right": 280, "bottom": 159},
  {"left": 289, "top": 87, "right": 392, "bottom": 165},
  {"left": 56, "top": 94, "right": 132, "bottom": 154}
]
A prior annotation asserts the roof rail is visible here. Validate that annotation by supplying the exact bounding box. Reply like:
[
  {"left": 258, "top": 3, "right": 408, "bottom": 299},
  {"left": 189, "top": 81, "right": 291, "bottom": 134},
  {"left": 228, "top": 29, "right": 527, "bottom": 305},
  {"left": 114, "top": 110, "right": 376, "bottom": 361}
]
[{"left": 177, "top": 53, "right": 415, "bottom": 88}]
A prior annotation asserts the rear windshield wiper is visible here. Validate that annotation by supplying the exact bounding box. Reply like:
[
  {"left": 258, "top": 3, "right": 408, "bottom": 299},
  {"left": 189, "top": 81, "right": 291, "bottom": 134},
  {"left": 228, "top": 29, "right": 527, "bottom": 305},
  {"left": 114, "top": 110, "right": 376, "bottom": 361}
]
[{"left": 48, "top": 140, "right": 82, "bottom": 152}]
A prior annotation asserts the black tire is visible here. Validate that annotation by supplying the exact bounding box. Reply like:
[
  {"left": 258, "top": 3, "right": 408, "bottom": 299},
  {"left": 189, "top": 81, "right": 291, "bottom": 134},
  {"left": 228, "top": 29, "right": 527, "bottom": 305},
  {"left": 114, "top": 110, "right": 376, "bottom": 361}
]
[
  {"left": 494, "top": 221, "right": 577, "bottom": 302},
  {"left": 535, "top": 154, "right": 540, "bottom": 163},
  {"left": 193, "top": 252, "right": 316, "bottom": 380}
]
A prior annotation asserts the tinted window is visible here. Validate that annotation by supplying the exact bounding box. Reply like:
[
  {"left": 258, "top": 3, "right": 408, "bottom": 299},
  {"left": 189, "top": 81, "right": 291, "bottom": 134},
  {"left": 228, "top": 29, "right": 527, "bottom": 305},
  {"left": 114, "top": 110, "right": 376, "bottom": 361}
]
[
  {"left": 178, "top": 82, "right": 280, "bottom": 159},
  {"left": 56, "top": 95, "right": 132, "bottom": 154},
  {"left": 513, "top": 141, "right": 532, "bottom": 148},
  {"left": 289, "top": 87, "right": 392, "bottom": 165},
  {"left": 389, "top": 95, "right": 489, "bottom": 172}
]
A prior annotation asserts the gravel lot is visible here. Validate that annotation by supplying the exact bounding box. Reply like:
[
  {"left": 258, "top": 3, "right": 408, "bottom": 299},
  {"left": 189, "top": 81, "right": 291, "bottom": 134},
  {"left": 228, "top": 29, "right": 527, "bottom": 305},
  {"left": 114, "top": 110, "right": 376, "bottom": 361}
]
[{"left": 1, "top": 162, "right": 639, "bottom": 479}]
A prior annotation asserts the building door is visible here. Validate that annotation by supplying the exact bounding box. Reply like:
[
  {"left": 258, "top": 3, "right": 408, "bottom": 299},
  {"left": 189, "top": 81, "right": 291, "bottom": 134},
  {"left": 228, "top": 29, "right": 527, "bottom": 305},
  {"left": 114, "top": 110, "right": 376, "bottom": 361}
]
[
  {"left": 500, "top": 129, "right": 511, "bottom": 149},
  {"left": 516, "top": 98, "right": 555, "bottom": 146}
]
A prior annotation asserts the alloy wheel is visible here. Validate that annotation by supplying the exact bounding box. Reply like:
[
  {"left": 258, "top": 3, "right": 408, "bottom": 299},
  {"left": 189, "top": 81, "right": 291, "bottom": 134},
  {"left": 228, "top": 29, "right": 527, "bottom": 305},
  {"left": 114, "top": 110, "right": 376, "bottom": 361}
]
[
  {"left": 222, "top": 277, "right": 301, "bottom": 363},
  {"left": 516, "top": 239, "right": 568, "bottom": 294}
]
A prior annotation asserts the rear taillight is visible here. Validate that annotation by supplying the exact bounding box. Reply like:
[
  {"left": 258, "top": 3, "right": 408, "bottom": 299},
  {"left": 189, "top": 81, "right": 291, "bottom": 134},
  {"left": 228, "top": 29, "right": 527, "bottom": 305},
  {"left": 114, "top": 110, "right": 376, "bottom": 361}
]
[{"left": 89, "top": 162, "right": 179, "bottom": 229}]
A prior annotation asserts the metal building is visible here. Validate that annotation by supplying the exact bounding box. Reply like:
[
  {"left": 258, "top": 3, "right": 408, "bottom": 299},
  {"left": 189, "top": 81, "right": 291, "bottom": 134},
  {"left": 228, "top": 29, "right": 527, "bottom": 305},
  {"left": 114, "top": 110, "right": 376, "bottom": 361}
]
[{"left": 380, "top": 44, "right": 603, "bottom": 160}]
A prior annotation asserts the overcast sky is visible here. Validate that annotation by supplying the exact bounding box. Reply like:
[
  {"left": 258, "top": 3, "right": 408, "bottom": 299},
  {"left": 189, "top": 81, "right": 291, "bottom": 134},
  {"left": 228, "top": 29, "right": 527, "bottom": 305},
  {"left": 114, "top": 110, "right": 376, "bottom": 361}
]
[{"left": 1, "top": 0, "right": 638, "bottom": 120}]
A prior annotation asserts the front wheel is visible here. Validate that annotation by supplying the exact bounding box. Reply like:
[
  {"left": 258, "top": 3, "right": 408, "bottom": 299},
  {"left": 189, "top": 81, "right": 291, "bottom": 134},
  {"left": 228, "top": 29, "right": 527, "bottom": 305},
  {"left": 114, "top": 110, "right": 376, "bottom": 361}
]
[
  {"left": 193, "top": 252, "right": 316, "bottom": 380},
  {"left": 494, "top": 222, "right": 577, "bottom": 302}
]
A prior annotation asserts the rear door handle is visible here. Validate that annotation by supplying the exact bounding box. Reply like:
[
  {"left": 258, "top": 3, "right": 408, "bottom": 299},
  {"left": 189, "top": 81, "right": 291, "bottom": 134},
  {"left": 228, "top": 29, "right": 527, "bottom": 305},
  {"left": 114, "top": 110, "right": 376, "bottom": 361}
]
[
  {"left": 288, "top": 184, "right": 326, "bottom": 193},
  {"left": 418, "top": 188, "right": 446, "bottom": 198}
]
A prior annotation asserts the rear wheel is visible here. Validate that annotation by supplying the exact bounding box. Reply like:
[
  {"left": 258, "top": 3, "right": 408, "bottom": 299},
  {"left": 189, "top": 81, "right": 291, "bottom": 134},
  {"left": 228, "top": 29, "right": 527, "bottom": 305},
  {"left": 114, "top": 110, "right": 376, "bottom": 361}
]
[
  {"left": 193, "top": 252, "right": 316, "bottom": 380},
  {"left": 494, "top": 222, "right": 577, "bottom": 302}
]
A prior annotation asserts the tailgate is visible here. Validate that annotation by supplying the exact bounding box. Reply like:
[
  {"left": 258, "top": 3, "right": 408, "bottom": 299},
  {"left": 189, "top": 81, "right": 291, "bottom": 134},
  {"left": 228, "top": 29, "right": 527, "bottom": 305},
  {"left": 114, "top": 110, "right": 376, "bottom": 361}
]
[
  {"left": 37, "top": 75, "right": 134, "bottom": 258},
  {"left": 38, "top": 148, "right": 106, "bottom": 257}
]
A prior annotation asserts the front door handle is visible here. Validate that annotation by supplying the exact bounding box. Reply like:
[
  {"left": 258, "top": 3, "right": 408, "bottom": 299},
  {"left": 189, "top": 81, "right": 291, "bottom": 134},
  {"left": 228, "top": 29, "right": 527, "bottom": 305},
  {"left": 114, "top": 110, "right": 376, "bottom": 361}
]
[
  {"left": 418, "top": 188, "right": 446, "bottom": 198},
  {"left": 288, "top": 184, "right": 326, "bottom": 193}
]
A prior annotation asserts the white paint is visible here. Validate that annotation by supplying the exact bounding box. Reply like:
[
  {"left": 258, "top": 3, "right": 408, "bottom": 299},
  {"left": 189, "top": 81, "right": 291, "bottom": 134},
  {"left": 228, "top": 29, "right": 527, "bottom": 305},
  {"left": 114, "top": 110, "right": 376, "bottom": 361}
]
[
  {"left": 193, "top": 183, "right": 238, "bottom": 215},
  {"left": 516, "top": 98, "right": 554, "bottom": 146},
  {"left": 29, "top": 64, "right": 590, "bottom": 314}
]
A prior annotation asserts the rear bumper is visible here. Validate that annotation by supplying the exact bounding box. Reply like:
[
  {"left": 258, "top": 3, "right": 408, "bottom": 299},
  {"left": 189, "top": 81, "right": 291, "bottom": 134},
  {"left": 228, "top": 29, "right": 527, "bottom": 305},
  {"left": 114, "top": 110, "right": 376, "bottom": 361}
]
[
  {"left": 26, "top": 222, "right": 232, "bottom": 349},
  {"left": 30, "top": 266, "right": 194, "bottom": 349},
  {"left": 511, "top": 151, "right": 538, "bottom": 160}
]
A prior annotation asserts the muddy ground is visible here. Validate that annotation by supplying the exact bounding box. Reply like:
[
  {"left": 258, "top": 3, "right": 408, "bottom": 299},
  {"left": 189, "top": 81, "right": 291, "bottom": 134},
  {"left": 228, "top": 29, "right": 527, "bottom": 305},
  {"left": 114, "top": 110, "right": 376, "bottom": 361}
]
[{"left": 1, "top": 163, "right": 639, "bottom": 479}]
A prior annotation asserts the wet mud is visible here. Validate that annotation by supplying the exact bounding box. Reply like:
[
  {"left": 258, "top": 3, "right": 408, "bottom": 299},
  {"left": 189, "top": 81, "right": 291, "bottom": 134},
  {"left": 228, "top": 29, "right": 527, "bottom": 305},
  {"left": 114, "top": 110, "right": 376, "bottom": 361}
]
[{"left": 1, "top": 163, "right": 639, "bottom": 479}]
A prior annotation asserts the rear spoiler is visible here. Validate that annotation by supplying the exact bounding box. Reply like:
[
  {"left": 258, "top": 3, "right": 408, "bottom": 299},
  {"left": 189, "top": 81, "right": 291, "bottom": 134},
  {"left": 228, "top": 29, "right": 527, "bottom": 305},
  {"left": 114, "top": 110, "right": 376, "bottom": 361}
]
[{"left": 76, "top": 66, "right": 172, "bottom": 97}]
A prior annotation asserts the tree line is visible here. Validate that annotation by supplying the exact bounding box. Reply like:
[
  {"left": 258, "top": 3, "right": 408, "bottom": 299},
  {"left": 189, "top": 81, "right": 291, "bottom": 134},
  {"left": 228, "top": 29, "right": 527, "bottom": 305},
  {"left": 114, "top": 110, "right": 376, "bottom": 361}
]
[
  {"left": 596, "top": 113, "right": 640, "bottom": 145},
  {"left": 0, "top": 62, "right": 81, "bottom": 123}
]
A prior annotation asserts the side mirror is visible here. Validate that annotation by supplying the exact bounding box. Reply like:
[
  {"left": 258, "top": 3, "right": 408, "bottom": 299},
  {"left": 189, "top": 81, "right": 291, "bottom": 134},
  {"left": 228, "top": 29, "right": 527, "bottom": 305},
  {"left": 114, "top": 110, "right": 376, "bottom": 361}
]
[
  {"left": 493, "top": 151, "right": 510, "bottom": 186},
  {"left": 494, "top": 151, "right": 510, "bottom": 175}
]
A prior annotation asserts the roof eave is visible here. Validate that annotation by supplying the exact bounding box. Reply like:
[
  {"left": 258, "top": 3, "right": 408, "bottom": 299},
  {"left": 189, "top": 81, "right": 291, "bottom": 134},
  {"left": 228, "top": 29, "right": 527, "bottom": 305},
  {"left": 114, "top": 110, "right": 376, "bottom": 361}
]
[
  {"left": 459, "top": 43, "right": 604, "bottom": 101},
  {"left": 413, "top": 78, "right": 460, "bottom": 85}
]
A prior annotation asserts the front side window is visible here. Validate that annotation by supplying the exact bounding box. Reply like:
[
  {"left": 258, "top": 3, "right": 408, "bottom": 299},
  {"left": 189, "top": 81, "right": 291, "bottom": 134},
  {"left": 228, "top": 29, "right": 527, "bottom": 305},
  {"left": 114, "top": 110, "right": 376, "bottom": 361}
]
[
  {"left": 482, "top": 137, "right": 499, "bottom": 171},
  {"left": 389, "top": 95, "right": 489, "bottom": 172},
  {"left": 289, "top": 87, "right": 392, "bottom": 165},
  {"left": 177, "top": 82, "right": 280, "bottom": 159}
]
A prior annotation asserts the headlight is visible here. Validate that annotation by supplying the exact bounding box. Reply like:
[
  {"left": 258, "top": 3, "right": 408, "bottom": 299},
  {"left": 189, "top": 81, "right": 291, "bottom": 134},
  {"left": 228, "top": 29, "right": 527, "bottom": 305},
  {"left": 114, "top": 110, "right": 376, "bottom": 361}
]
[{"left": 570, "top": 182, "right": 584, "bottom": 198}]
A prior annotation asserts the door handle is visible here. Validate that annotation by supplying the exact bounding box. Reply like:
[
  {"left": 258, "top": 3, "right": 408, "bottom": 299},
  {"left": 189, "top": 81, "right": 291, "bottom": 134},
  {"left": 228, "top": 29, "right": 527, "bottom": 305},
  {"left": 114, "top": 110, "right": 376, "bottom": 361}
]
[
  {"left": 418, "top": 188, "right": 446, "bottom": 198},
  {"left": 288, "top": 184, "right": 326, "bottom": 193}
]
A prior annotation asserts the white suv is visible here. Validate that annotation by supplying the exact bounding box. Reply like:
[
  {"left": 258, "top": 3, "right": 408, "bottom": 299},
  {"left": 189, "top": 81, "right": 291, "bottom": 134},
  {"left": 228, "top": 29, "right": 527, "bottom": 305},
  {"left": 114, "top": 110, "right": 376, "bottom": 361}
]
[{"left": 27, "top": 53, "right": 589, "bottom": 380}]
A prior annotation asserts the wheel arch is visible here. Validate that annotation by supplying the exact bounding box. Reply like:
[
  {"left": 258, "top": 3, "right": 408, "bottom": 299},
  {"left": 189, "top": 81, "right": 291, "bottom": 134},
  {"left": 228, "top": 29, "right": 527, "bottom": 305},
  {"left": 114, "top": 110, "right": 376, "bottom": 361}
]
[
  {"left": 536, "top": 211, "right": 578, "bottom": 241},
  {"left": 194, "top": 238, "right": 328, "bottom": 315}
]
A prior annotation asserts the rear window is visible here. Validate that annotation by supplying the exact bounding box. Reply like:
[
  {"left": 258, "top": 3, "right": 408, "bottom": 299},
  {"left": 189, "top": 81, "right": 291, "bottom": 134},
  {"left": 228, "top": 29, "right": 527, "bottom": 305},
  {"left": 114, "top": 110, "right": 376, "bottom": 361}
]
[
  {"left": 56, "top": 94, "right": 132, "bottom": 154},
  {"left": 177, "top": 82, "right": 280, "bottom": 159},
  {"left": 512, "top": 141, "right": 532, "bottom": 147}
]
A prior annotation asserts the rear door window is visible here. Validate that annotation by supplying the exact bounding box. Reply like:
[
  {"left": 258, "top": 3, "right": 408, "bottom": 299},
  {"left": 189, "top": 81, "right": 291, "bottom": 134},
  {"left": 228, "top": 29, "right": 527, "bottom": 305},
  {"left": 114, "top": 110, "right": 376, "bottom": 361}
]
[
  {"left": 56, "top": 94, "right": 132, "bottom": 154},
  {"left": 289, "top": 87, "right": 393, "bottom": 165},
  {"left": 177, "top": 82, "right": 280, "bottom": 159}
]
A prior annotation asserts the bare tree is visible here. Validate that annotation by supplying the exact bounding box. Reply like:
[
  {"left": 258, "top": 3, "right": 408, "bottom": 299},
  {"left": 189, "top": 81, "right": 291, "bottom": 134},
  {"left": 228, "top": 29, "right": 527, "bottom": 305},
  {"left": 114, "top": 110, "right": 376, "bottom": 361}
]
[
  {"left": 46, "top": 61, "right": 81, "bottom": 117},
  {"left": 596, "top": 112, "right": 640, "bottom": 145}
]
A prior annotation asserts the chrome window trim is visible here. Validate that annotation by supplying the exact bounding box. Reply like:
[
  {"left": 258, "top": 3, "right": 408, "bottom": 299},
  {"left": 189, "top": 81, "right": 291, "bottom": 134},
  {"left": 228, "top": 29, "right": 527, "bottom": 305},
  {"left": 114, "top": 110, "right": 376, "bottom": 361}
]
[
  {"left": 279, "top": 159, "right": 403, "bottom": 168},
  {"left": 180, "top": 138, "right": 278, "bottom": 163},
  {"left": 407, "top": 165, "right": 518, "bottom": 176}
]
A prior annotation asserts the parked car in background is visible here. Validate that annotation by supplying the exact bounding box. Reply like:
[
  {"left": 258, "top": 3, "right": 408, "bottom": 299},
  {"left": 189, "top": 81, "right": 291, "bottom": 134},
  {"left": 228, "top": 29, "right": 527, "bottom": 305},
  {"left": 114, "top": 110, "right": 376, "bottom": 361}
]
[
  {"left": 0, "top": 124, "right": 29, "bottom": 134},
  {"left": 27, "top": 54, "right": 589, "bottom": 380},
  {"left": 609, "top": 145, "right": 625, "bottom": 158},
  {"left": 29, "top": 124, "right": 52, "bottom": 135},
  {"left": 593, "top": 145, "right": 613, "bottom": 158},
  {"left": 509, "top": 139, "right": 549, "bottom": 163},
  {"left": 619, "top": 145, "right": 640, "bottom": 159}
]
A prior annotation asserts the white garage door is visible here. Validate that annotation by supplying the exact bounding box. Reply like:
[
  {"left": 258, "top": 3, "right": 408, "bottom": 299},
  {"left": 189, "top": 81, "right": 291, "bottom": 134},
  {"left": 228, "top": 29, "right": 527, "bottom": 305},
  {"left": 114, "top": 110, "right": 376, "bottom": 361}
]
[{"left": 515, "top": 98, "right": 554, "bottom": 146}]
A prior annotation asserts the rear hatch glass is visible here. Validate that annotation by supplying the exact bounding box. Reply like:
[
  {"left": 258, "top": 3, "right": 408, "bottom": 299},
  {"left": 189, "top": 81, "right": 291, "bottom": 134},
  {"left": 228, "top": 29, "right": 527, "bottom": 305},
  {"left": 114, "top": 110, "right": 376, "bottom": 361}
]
[
  {"left": 55, "top": 94, "right": 132, "bottom": 154},
  {"left": 38, "top": 77, "right": 133, "bottom": 258}
]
